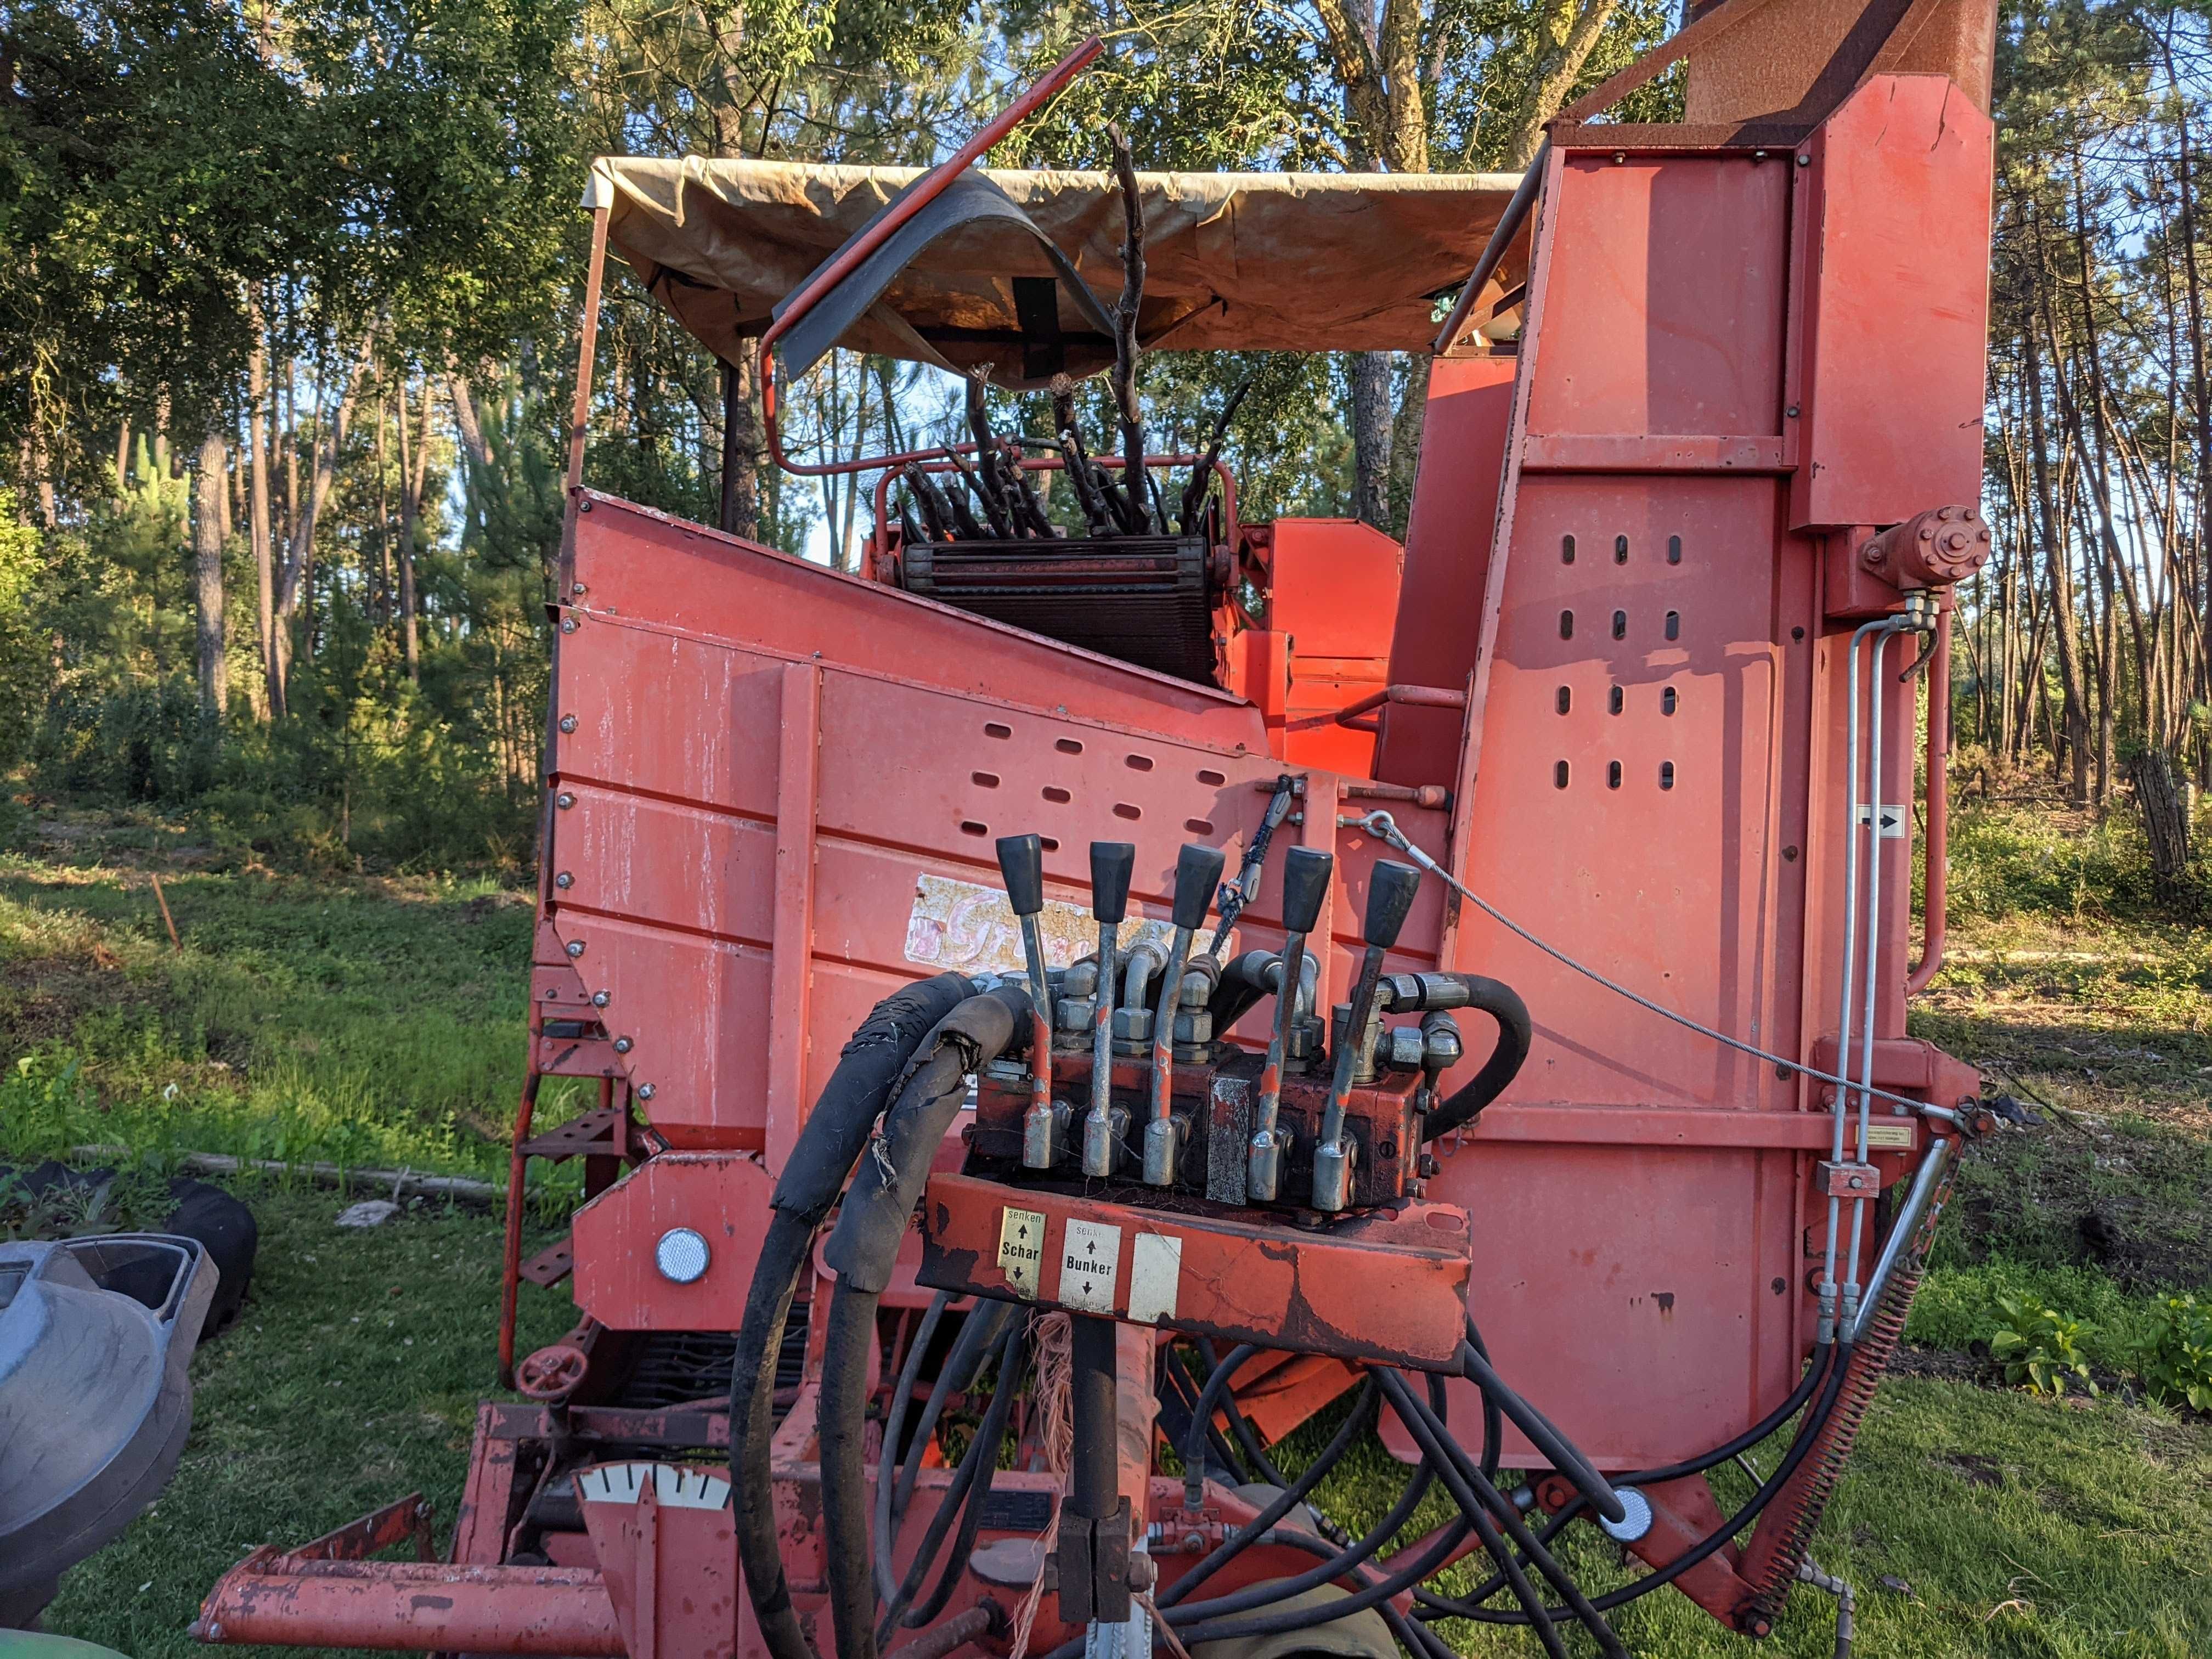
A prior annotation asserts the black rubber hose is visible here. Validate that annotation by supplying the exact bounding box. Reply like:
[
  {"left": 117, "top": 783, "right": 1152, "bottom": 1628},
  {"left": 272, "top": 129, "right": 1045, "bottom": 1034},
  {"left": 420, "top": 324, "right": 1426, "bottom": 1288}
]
[
  {"left": 1169, "top": 1515, "right": 1472, "bottom": 1648},
  {"left": 732, "top": 973, "right": 975, "bottom": 1659},
  {"left": 1462, "top": 1310, "right": 1505, "bottom": 1482},
  {"left": 1458, "top": 1340, "right": 1624, "bottom": 1524},
  {"left": 1421, "top": 976, "right": 1531, "bottom": 1139},
  {"left": 1422, "top": 1342, "right": 1854, "bottom": 1623},
  {"left": 1158, "top": 1379, "right": 1379, "bottom": 1606},
  {"left": 1194, "top": 1337, "right": 1288, "bottom": 1489},
  {"left": 1159, "top": 1345, "right": 1249, "bottom": 1484},
  {"left": 819, "top": 987, "right": 1028, "bottom": 1659},
  {"left": 1380, "top": 1369, "right": 1626, "bottom": 1658},
  {"left": 891, "top": 1296, "right": 1018, "bottom": 1531},
  {"left": 1186, "top": 1528, "right": 1464, "bottom": 1659},
  {"left": 882, "top": 1313, "right": 1031, "bottom": 1636},
  {"left": 872, "top": 1292, "right": 952, "bottom": 1605},
  {"left": 1179, "top": 1342, "right": 1263, "bottom": 1499}
]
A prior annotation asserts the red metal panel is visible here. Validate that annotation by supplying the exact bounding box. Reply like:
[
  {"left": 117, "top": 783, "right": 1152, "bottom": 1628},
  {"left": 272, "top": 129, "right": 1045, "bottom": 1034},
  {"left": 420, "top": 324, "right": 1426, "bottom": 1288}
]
[
  {"left": 1377, "top": 353, "right": 1517, "bottom": 787},
  {"left": 1526, "top": 153, "right": 1791, "bottom": 441},
  {"left": 1259, "top": 518, "right": 1406, "bottom": 774},
  {"left": 572, "top": 1152, "right": 771, "bottom": 1331},
  {"left": 1790, "top": 76, "right": 1994, "bottom": 529}
]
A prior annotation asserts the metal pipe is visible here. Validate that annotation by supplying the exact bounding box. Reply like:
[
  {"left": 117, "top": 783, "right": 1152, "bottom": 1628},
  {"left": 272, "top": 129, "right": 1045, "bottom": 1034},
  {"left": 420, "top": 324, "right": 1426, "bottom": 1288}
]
[
  {"left": 194, "top": 1563, "right": 625, "bottom": 1655},
  {"left": 1249, "top": 848, "right": 1332, "bottom": 1201},
  {"left": 1906, "top": 603, "right": 1952, "bottom": 995},
  {"left": 496, "top": 1071, "right": 543, "bottom": 1389},
  {"left": 1431, "top": 141, "right": 1548, "bottom": 357},
  {"left": 996, "top": 835, "right": 1059, "bottom": 1168},
  {"left": 1844, "top": 627, "right": 1901, "bottom": 1327},
  {"left": 1849, "top": 1136, "right": 1956, "bottom": 1344},
  {"left": 1145, "top": 844, "right": 1225, "bottom": 1186},
  {"left": 1085, "top": 842, "right": 1136, "bottom": 1177},
  {"left": 760, "top": 37, "right": 1104, "bottom": 476}
]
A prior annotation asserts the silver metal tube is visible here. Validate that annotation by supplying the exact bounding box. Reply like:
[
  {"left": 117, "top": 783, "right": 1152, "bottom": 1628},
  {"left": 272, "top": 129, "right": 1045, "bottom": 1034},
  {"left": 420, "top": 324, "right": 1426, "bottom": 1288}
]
[
  {"left": 1848, "top": 1135, "right": 1955, "bottom": 1343},
  {"left": 1844, "top": 627, "right": 1904, "bottom": 1322},
  {"left": 1246, "top": 940, "right": 1306, "bottom": 1200},
  {"left": 1083, "top": 920, "right": 1120, "bottom": 1177}
]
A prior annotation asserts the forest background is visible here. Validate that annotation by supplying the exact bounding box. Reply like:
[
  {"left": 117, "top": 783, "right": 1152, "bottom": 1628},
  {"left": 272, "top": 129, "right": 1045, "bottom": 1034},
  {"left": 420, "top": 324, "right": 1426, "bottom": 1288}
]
[{"left": 1, "top": 0, "right": 2208, "bottom": 900}]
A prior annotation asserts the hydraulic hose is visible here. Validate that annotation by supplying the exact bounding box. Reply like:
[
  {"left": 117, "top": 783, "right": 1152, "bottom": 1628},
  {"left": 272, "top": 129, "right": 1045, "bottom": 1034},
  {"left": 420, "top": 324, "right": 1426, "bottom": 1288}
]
[
  {"left": 872, "top": 1291, "right": 952, "bottom": 1605},
  {"left": 1457, "top": 1339, "right": 1623, "bottom": 1524},
  {"left": 1161, "top": 1346, "right": 1251, "bottom": 1485},
  {"left": 818, "top": 985, "right": 1029, "bottom": 1659},
  {"left": 888, "top": 1296, "right": 1019, "bottom": 1543},
  {"left": 1159, "top": 1379, "right": 1380, "bottom": 1606},
  {"left": 1194, "top": 1338, "right": 1288, "bottom": 1489},
  {"left": 732, "top": 973, "right": 977, "bottom": 1659},
  {"left": 1418, "top": 977, "right": 1531, "bottom": 1139}
]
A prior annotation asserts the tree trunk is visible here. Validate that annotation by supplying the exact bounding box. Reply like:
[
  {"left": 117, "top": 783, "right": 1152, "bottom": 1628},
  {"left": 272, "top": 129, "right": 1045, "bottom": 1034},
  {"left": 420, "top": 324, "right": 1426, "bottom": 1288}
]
[
  {"left": 274, "top": 340, "right": 371, "bottom": 704},
  {"left": 720, "top": 345, "right": 760, "bottom": 540},
  {"left": 192, "top": 431, "right": 229, "bottom": 721},
  {"left": 1501, "top": 0, "right": 1618, "bottom": 170},
  {"left": 248, "top": 306, "right": 276, "bottom": 719},
  {"left": 2021, "top": 300, "right": 2090, "bottom": 804},
  {"left": 1350, "top": 352, "right": 1393, "bottom": 526},
  {"left": 395, "top": 379, "right": 425, "bottom": 682},
  {"left": 2128, "top": 749, "right": 2194, "bottom": 905},
  {"left": 447, "top": 369, "right": 492, "bottom": 546}
]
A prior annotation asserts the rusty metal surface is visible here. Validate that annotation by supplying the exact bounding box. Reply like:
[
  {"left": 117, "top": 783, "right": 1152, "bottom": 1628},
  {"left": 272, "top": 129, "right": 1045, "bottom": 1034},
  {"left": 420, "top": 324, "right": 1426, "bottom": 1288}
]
[
  {"left": 918, "top": 1171, "right": 1474, "bottom": 1368},
  {"left": 193, "top": 1559, "right": 625, "bottom": 1654}
]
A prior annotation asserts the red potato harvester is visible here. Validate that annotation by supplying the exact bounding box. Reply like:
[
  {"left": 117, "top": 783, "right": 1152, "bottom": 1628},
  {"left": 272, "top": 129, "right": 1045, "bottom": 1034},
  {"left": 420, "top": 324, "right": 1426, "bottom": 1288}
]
[{"left": 195, "top": 1, "right": 2006, "bottom": 1655}]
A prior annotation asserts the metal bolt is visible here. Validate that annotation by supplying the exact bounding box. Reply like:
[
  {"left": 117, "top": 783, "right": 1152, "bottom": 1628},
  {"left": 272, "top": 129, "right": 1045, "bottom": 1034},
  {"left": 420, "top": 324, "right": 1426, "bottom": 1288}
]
[
  {"left": 1796, "top": 153, "right": 1810, "bottom": 166},
  {"left": 579, "top": 498, "right": 593, "bottom": 512},
  {"left": 556, "top": 792, "right": 575, "bottom": 809},
  {"left": 560, "top": 714, "right": 577, "bottom": 733},
  {"left": 565, "top": 940, "right": 585, "bottom": 958},
  {"left": 1613, "top": 151, "right": 1626, "bottom": 164},
  {"left": 1786, "top": 404, "right": 1800, "bottom": 417},
  {"left": 572, "top": 582, "right": 586, "bottom": 596},
  {"left": 638, "top": 1083, "right": 657, "bottom": 1101},
  {"left": 561, "top": 616, "right": 578, "bottom": 633},
  {"left": 613, "top": 1036, "right": 633, "bottom": 1054},
  {"left": 555, "top": 871, "right": 573, "bottom": 889},
  {"left": 592, "top": 991, "right": 609, "bottom": 1008}
]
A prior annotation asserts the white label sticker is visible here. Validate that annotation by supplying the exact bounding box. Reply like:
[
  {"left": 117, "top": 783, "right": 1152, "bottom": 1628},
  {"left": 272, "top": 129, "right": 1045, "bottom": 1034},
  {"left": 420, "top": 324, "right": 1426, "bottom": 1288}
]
[
  {"left": 998, "top": 1207, "right": 1046, "bottom": 1297},
  {"left": 903, "top": 873, "right": 1234, "bottom": 973},
  {"left": 1058, "top": 1218, "right": 1124, "bottom": 1312},
  {"left": 1126, "top": 1233, "right": 1182, "bottom": 1326},
  {"left": 1856, "top": 804, "right": 1909, "bottom": 840}
]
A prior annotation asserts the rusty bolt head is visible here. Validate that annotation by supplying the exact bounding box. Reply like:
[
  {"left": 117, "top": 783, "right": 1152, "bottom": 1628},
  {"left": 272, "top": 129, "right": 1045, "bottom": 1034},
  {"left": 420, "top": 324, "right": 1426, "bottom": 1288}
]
[
  {"left": 1129, "top": 1554, "right": 1158, "bottom": 1593},
  {"left": 560, "top": 714, "right": 577, "bottom": 733},
  {"left": 565, "top": 940, "right": 585, "bottom": 958}
]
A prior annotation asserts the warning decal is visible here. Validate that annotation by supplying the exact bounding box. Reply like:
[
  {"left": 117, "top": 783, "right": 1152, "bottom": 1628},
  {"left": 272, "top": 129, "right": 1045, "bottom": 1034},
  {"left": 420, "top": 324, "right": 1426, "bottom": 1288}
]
[
  {"left": 1058, "top": 1218, "right": 1123, "bottom": 1312},
  {"left": 1126, "top": 1233, "right": 1181, "bottom": 1325},
  {"left": 998, "top": 1207, "right": 1046, "bottom": 1297}
]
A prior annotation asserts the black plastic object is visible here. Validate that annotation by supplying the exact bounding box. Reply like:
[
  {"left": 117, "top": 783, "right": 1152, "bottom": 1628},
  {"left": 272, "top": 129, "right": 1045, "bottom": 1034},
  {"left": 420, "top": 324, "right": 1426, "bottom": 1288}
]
[
  {"left": 1090, "top": 842, "right": 1136, "bottom": 925},
  {"left": 996, "top": 834, "right": 1046, "bottom": 918},
  {"left": 1363, "top": 860, "right": 1421, "bottom": 948},
  {"left": 1280, "top": 847, "right": 1334, "bottom": 934},
  {"left": 0, "top": 1164, "right": 256, "bottom": 1341},
  {"left": 0, "top": 1234, "right": 218, "bottom": 1628},
  {"left": 1172, "top": 844, "right": 1227, "bottom": 930}
]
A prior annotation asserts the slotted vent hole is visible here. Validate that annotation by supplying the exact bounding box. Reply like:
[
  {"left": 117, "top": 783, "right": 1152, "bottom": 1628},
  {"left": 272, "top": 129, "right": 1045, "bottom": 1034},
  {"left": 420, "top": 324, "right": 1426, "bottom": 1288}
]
[
  {"left": 1660, "top": 761, "right": 1676, "bottom": 791},
  {"left": 1039, "top": 836, "right": 1061, "bottom": 851},
  {"left": 1668, "top": 534, "right": 1683, "bottom": 565},
  {"left": 1055, "top": 738, "right": 1084, "bottom": 755},
  {"left": 1607, "top": 761, "right": 1622, "bottom": 789},
  {"left": 1043, "top": 786, "right": 1072, "bottom": 804},
  {"left": 1185, "top": 818, "right": 1214, "bottom": 835},
  {"left": 1197, "top": 769, "right": 1227, "bottom": 786},
  {"left": 1561, "top": 534, "right": 1577, "bottom": 565},
  {"left": 1611, "top": 611, "right": 1628, "bottom": 641},
  {"left": 1114, "top": 803, "right": 1143, "bottom": 821},
  {"left": 1560, "top": 610, "right": 1575, "bottom": 640},
  {"left": 972, "top": 771, "right": 1000, "bottom": 788},
  {"left": 1609, "top": 686, "right": 1623, "bottom": 715},
  {"left": 960, "top": 820, "right": 989, "bottom": 837},
  {"left": 1665, "top": 611, "right": 1681, "bottom": 641},
  {"left": 1126, "top": 754, "right": 1155, "bottom": 771},
  {"left": 1554, "top": 760, "right": 1570, "bottom": 789},
  {"left": 1662, "top": 687, "right": 1678, "bottom": 715},
  {"left": 1556, "top": 686, "right": 1572, "bottom": 715},
  {"left": 984, "top": 723, "right": 1013, "bottom": 740},
  {"left": 1614, "top": 534, "right": 1629, "bottom": 565}
]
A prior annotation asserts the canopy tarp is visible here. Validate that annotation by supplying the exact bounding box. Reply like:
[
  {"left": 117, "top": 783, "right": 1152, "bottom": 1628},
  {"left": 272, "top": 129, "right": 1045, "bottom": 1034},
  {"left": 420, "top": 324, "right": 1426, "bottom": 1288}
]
[{"left": 594, "top": 157, "right": 1523, "bottom": 386}]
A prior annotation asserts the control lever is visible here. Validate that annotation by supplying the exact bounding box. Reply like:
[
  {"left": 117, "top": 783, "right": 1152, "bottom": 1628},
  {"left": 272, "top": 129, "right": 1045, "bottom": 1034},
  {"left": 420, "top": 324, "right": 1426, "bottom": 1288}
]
[
  {"left": 1247, "top": 847, "right": 1333, "bottom": 1201},
  {"left": 1312, "top": 860, "right": 1420, "bottom": 1211},
  {"left": 1083, "top": 842, "right": 1136, "bottom": 1177},
  {"left": 997, "top": 834, "right": 1062, "bottom": 1168},
  {"left": 1144, "top": 844, "right": 1226, "bottom": 1186}
]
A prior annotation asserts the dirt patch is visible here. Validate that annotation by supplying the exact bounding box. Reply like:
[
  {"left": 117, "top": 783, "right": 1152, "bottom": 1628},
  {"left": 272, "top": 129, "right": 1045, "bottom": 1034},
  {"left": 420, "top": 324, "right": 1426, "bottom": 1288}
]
[
  {"left": 0, "top": 955, "right": 164, "bottom": 1051},
  {"left": 1943, "top": 1450, "right": 2005, "bottom": 1487}
]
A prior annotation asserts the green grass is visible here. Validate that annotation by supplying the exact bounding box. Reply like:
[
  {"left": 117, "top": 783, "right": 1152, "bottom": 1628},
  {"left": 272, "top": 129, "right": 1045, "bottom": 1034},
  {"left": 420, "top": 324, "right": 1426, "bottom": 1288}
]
[
  {"left": 41, "top": 1187, "right": 575, "bottom": 1659},
  {"left": 0, "top": 804, "right": 596, "bottom": 1199}
]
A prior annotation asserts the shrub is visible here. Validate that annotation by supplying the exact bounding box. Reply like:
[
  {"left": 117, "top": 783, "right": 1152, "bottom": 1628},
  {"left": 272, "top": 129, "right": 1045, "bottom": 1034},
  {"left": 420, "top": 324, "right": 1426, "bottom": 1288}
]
[
  {"left": 1988, "top": 1294, "right": 2098, "bottom": 1397},
  {"left": 2136, "top": 1294, "right": 2212, "bottom": 1411}
]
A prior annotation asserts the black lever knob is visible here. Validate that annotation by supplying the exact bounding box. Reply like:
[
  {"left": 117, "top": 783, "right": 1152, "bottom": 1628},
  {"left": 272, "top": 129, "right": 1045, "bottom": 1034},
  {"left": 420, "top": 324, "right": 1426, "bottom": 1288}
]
[
  {"left": 1278, "top": 848, "right": 1334, "bottom": 935},
  {"left": 1170, "top": 844, "right": 1227, "bottom": 932},
  {"left": 1090, "top": 842, "right": 1137, "bottom": 926},
  {"left": 1362, "top": 860, "right": 1421, "bottom": 950},
  {"left": 996, "top": 834, "right": 1046, "bottom": 917}
]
